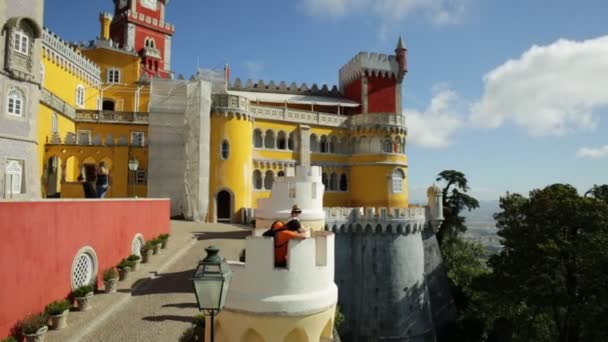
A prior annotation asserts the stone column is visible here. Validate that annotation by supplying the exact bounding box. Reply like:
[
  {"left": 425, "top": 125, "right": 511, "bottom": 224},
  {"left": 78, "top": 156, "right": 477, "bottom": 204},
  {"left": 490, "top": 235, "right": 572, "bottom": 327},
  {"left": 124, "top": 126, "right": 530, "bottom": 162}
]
[
  {"left": 362, "top": 76, "right": 368, "bottom": 114},
  {"left": 298, "top": 125, "right": 310, "bottom": 167}
]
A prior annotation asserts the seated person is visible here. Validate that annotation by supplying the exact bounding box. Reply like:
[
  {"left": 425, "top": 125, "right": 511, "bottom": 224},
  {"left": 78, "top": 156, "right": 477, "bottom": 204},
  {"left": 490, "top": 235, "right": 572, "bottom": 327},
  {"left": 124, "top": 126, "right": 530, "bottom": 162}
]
[{"left": 271, "top": 220, "right": 307, "bottom": 267}]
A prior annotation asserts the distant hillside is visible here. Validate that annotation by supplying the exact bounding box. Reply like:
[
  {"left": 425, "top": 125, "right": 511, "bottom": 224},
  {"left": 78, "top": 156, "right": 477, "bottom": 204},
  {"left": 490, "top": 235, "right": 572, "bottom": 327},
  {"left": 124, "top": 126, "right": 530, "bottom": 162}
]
[{"left": 461, "top": 200, "right": 499, "bottom": 231}]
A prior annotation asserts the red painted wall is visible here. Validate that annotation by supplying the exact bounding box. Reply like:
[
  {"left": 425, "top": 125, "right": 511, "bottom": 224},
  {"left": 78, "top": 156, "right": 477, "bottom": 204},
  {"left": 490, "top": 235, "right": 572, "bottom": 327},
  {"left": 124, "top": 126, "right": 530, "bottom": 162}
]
[
  {"left": 367, "top": 76, "right": 396, "bottom": 113},
  {"left": 134, "top": 26, "right": 165, "bottom": 59},
  {"left": 343, "top": 79, "right": 362, "bottom": 105},
  {"left": 0, "top": 199, "right": 170, "bottom": 338}
]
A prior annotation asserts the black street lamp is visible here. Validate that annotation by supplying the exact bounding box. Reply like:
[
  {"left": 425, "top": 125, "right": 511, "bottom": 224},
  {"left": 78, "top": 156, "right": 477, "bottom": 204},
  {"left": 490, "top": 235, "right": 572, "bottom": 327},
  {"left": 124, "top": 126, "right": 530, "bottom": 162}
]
[
  {"left": 191, "top": 246, "right": 232, "bottom": 342},
  {"left": 128, "top": 156, "right": 139, "bottom": 197}
]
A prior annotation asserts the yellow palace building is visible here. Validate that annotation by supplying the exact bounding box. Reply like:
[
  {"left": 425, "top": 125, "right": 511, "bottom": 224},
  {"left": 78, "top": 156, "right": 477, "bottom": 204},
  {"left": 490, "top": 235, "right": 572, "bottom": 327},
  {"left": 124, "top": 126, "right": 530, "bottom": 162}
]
[{"left": 32, "top": 0, "right": 409, "bottom": 227}]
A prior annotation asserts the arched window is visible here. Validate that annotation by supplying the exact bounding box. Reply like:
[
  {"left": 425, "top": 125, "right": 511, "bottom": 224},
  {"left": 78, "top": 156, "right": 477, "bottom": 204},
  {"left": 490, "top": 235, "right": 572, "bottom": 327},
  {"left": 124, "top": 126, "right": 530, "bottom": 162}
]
[
  {"left": 264, "top": 130, "right": 275, "bottom": 149},
  {"left": 220, "top": 140, "right": 229, "bottom": 160},
  {"left": 310, "top": 134, "right": 319, "bottom": 152},
  {"left": 382, "top": 139, "right": 393, "bottom": 153},
  {"left": 5, "top": 160, "right": 23, "bottom": 195},
  {"left": 330, "top": 173, "right": 338, "bottom": 191},
  {"left": 7, "top": 87, "right": 24, "bottom": 116},
  {"left": 320, "top": 135, "right": 328, "bottom": 153},
  {"left": 102, "top": 99, "right": 115, "bottom": 111},
  {"left": 264, "top": 170, "right": 274, "bottom": 190},
  {"left": 278, "top": 171, "right": 285, "bottom": 177},
  {"left": 277, "top": 131, "right": 287, "bottom": 150},
  {"left": 75, "top": 85, "right": 85, "bottom": 108},
  {"left": 339, "top": 174, "right": 348, "bottom": 191},
  {"left": 321, "top": 173, "right": 328, "bottom": 188},
  {"left": 391, "top": 168, "right": 405, "bottom": 193},
  {"left": 329, "top": 136, "right": 337, "bottom": 153},
  {"left": 287, "top": 132, "right": 295, "bottom": 150},
  {"left": 402, "top": 137, "right": 406, "bottom": 153},
  {"left": 358, "top": 136, "right": 368, "bottom": 154},
  {"left": 252, "top": 170, "right": 262, "bottom": 190},
  {"left": 253, "top": 129, "right": 263, "bottom": 148}
]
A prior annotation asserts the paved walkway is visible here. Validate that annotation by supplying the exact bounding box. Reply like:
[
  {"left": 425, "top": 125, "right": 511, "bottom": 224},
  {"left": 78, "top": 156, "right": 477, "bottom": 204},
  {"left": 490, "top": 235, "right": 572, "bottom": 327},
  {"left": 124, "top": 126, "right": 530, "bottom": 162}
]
[{"left": 46, "top": 221, "right": 249, "bottom": 342}]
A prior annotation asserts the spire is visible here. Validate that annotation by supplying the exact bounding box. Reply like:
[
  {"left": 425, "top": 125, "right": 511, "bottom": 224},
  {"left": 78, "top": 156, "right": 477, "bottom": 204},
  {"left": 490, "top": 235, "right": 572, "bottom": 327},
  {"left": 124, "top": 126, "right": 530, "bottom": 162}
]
[{"left": 396, "top": 36, "right": 406, "bottom": 50}]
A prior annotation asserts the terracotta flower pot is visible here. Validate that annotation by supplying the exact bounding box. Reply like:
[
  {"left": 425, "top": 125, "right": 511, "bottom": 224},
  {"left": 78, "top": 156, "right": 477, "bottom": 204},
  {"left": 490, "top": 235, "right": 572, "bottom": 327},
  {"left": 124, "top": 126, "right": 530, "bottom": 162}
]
[
  {"left": 49, "top": 310, "right": 69, "bottom": 330},
  {"left": 104, "top": 277, "right": 118, "bottom": 293},
  {"left": 76, "top": 292, "right": 93, "bottom": 311}
]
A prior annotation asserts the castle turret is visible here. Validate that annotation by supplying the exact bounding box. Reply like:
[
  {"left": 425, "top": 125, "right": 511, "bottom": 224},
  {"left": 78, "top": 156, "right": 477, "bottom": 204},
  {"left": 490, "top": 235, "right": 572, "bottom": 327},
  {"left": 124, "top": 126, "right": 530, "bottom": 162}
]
[
  {"left": 427, "top": 184, "right": 444, "bottom": 232},
  {"left": 99, "top": 12, "right": 112, "bottom": 40},
  {"left": 214, "top": 232, "right": 338, "bottom": 341},
  {"left": 395, "top": 36, "right": 408, "bottom": 81}
]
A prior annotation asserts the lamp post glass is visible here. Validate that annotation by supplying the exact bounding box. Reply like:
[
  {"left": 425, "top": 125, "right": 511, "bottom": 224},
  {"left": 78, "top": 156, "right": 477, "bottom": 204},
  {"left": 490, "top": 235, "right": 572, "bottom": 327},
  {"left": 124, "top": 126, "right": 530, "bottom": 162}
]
[
  {"left": 128, "top": 157, "right": 139, "bottom": 197},
  {"left": 191, "top": 246, "right": 232, "bottom": 312}
]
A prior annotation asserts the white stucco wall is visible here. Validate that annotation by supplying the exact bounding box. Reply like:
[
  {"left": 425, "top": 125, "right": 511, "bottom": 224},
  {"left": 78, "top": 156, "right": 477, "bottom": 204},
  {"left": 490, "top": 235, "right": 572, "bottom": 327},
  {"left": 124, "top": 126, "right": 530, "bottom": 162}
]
[{"left": 226, "top": 232, "right": 337, "bottom": 316}]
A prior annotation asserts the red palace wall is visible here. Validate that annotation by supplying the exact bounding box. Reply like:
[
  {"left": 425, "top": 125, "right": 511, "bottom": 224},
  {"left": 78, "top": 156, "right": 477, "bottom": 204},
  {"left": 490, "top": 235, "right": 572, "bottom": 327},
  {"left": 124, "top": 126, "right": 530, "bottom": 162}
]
[
  {"left": 367, "top": 76, "right": 396, "bottom": 113},
  {"left": 135, "top": 26, "right": 165, "bottom": 59},
  {"left": 0, "top": 199, "right": 170, "bottom": 337},
  {"left": 343, "top": 79, "right": 362, "bottom": 106}
]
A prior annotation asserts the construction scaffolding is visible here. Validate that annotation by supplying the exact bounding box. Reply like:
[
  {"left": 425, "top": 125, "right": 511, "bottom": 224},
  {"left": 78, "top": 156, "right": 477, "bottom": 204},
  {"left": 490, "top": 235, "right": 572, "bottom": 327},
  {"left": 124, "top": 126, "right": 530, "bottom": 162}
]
[{"left": 148, "top": 77, "right": 212, "bottom": 221}]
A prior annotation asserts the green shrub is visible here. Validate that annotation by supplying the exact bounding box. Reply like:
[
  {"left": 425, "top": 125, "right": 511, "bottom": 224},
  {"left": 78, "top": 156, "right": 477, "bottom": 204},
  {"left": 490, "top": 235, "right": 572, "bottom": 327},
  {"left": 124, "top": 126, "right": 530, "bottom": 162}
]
[
  {"left": 72, "top": 285, "right": 94, "bottom": 298},
  {"left": 21, "top": 313, "right": 47, "bottom": 334},
  {"left": 45, "top": 300, "right": 70, "bottom": 316},
  {"left": 192, "top": 314, "right": 205, "bottom": 327},
  {"left": 159, "top": 233, "right": 170, "bottom": 241},
  {"left": 102, "top": 267, "right": 119, "bottom": 280},
  {"left": 1, "top": 336, "right": 18, "bottom": 342},
  {"left": 141, "top": 241, "right": 153, "bottom": 253},
  {"left": 117, "top": 259, "right": 136, "bottom": 270},
  {"left": 127, "top": 254, "right": 141, "bottom": 262},
  {"left": 334, "top": 305, "right": 345, "bottom": 329}
]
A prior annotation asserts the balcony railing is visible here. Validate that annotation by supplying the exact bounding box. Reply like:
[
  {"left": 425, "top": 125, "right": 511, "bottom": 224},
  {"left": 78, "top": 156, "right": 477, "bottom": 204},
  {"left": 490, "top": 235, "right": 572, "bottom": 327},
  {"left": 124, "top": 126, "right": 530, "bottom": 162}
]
[
  {"left": 40, "top": 89, "right": 76, "bottom": 120},
  {"left": 349, "top": 113, "right": 407, "bottom": 130},
  {"left": 75, "top": 110, "right": 149, "bottom": 124}
]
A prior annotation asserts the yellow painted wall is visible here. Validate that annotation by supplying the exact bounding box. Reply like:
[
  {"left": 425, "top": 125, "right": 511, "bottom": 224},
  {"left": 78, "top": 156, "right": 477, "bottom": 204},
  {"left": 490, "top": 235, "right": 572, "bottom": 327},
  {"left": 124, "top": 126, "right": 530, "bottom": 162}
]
[
  {"left": 80, "top": 48, "right": 145, "bottom": 112},
  {"left": 209, "top": 113, "right": 253, "bottom": 222},
  {"left": 212, "top": 306, "right": 335, "bottom": 342}
]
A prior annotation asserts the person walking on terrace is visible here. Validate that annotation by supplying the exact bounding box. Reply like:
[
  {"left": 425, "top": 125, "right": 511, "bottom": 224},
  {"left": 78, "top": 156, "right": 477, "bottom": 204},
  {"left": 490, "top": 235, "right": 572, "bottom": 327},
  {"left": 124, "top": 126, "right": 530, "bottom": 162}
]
[
  {"left": 95, "top": 161, "right": 110, "bottom": 198},
  {"left": 78, "top": 174, "right": 97, "bottom": 198}
]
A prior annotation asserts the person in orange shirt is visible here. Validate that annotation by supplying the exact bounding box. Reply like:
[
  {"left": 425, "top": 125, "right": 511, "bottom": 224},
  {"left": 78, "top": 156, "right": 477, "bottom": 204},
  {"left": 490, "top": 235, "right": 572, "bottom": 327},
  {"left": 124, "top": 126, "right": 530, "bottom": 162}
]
[{"left": 271, "top": 218, "right": 307, "bottom": 267}]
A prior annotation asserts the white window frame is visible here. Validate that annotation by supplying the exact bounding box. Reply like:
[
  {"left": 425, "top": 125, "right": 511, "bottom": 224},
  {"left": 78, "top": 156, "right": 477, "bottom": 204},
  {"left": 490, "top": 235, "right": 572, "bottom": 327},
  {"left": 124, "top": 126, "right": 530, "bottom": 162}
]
[
  {"left": 107, "top": 68, "right": 121, "bottom": 84},
  {"left": 13, "top": 30, "right": 29, "bottom": 55},
  {"left": 391, "top": 168, "right": 405, "bottom": 194},
  {"left": 76, "top": 85, "right": 85, "bottom": 108},
  {"left": 5, "top": 159, "right": 24, "bottom": 195},
  {"left": 131, "top": 131, "right": 145, "bottom": 146},
  {"left": 76, "top": 129, "right": 91, "bottom": 145},
  {"left": 7, "top": 87, "right": 24, "bottom": 117}
]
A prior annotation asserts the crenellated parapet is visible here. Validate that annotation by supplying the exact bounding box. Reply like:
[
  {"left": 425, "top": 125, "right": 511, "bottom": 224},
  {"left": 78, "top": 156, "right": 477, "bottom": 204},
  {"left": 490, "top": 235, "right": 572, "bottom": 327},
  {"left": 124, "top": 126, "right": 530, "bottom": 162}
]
[
  {"left": 229, "top": 78, "right": 342, "bottom": 97},
  {"left": 41, "top": 28, "right": 101, "bottom": 88},
  {"left": 120, "top": 10, "right": 175, "bottom": 34},
  {"left": 339, "top": 51, "right": 400, "bottom": 89},
  {"left": 324, "top": 206, "right": 428, "bottom": 234},
  {"left": 226, "top": 232, "right": 337, "bottom": 315}
]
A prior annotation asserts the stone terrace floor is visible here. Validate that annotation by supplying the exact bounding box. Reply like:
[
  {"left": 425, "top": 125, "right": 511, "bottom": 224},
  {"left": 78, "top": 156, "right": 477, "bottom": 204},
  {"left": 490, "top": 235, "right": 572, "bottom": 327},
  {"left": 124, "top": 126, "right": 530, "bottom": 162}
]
[{"left": 46, "top": 221, "right": 249, "bottom": 342}]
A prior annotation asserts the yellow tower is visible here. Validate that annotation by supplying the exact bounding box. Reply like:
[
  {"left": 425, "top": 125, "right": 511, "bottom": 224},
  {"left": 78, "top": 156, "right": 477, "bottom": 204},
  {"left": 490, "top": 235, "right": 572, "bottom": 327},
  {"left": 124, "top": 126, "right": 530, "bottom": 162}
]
[
  {"left": 209, "top": 94, "right": 254, "bottom": 223},
  {"left": 99, "top": 12, "right": 112, "bottom": 40}
]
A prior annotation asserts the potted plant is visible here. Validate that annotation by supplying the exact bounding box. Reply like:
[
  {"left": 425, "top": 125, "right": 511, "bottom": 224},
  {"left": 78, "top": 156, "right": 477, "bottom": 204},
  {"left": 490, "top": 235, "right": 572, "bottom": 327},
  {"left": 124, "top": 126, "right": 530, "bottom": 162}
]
[
  {"left": 117, "top": 259, "right": 135, "bottom": 281},
  {"left": 73, "top": 285, "right": 94, "bottom": 311},
  {"left": 151, "top": 238, "right": 161, "bottom": 255},
  {"left": 103, "top": 267, "right": 119, "bottom": 293},
  {"left": 158, "top": 234, "right": 170, "bottom": 249},
  {"left": 140, "top": 242, "right": 153, "bottom": 263},
  {"left": 126, "top": 254, "right": 141, "bottom": 271},
  {"left": 21, "top": 313, "right": 48, "bottom": 342},
  {"left": 45, "top": 300, "right": 71, "bottom": 330}
]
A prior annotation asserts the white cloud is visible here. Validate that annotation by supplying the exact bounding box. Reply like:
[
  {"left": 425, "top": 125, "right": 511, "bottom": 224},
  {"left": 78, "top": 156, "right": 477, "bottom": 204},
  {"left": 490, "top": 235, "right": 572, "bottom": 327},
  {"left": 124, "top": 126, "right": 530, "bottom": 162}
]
[
  {"left": 577, "top": 145, "right": 608, "bottom": 159},
  {"left": 301, "top": 0, "right": 467, "bottom": 25},
  {"left": 470, "top": 36, "right": 608, "bottom": 136},
  {"left": 405, "top": 85, "right": 465, "bottom": 148}
]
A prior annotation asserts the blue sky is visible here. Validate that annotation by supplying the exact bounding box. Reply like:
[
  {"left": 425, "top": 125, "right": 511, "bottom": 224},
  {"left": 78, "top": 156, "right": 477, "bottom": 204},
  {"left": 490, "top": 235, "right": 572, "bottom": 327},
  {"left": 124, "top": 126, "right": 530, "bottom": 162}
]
[{"left": 44, "top": 0, "right": 608, "bottom": 201}]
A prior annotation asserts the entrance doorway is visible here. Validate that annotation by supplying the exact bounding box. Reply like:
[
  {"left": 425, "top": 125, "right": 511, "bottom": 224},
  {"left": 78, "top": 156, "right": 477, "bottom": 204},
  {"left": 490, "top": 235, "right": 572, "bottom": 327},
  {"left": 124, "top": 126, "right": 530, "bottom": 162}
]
[
  {"left": 216, "top": 190, "right": 232, "bottom": 223},
  {"left": 46, "top": 156, "right": 60, "bottom": 198}
]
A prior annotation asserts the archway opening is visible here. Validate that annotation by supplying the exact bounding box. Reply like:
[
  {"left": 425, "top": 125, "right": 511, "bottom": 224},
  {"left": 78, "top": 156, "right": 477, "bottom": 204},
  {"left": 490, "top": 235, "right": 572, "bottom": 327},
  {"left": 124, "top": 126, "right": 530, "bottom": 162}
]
[{"left": 216, "top": 190, "right": 232, "bottom": 223}]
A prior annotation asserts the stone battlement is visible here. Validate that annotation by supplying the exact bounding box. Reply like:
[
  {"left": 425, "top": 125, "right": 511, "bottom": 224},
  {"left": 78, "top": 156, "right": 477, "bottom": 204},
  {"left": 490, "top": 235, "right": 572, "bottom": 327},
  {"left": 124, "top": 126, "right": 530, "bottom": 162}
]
[
  {"left": 339, "top": 51, "right": 399, "bottom": 88},
  {"left": 121, "top": 10, "right": 174, "bottom": 34},
  {"left": 229, "top": 78, "right": 342, "bottom": 97},
  {"left": 324, "top": 206, "right": 428, "bottom": 234},
  {"left": 41, "top": 27, "right": 101, "bottom": 87},
  {"left": 226, "top": 232, "right": 337, "bottom": 315}
]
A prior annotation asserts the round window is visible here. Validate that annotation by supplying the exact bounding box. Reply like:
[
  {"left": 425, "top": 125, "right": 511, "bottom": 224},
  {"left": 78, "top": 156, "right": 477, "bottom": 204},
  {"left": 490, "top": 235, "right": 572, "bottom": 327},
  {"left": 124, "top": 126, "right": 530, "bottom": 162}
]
[{"left": 71, "top": 246, "right": 98, "bottom": 290}]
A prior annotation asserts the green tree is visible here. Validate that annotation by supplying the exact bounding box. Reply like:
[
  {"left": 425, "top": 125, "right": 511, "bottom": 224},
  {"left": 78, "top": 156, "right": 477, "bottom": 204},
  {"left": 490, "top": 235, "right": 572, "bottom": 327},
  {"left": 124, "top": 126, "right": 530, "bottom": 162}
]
[
  {"left": 584, "top": 184, "right": 608, "bottom": 204},
  {"left": 435, "top": 170, "right": 480, "bottom": 244},
  {"left": 487, "top": 184, "right": 608, "bottom": 342}
]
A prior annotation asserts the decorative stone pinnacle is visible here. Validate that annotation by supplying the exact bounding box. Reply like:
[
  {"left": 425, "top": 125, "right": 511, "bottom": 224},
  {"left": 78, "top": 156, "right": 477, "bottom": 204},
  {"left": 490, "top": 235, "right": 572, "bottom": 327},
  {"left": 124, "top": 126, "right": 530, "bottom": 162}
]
[{"left": 396, "top": 36, "right": 406, "bottom": 50}]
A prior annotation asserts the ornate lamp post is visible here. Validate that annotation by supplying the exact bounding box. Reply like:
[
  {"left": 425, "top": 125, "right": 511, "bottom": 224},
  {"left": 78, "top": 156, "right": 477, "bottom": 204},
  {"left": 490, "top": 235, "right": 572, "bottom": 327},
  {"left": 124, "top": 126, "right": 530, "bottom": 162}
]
[
  {"left": 127, "top": 156, "right": 139, "bottom": 197},
  {"left": 191, "top": 246, "right": 232, "bottom": 342}
]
